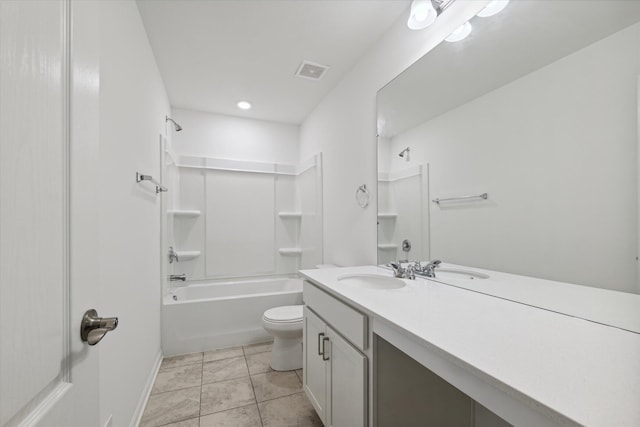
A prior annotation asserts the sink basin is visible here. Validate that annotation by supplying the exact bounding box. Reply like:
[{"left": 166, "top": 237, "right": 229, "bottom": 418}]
[
  {"left": 338, "top": 274, "right": 406, "bottom": 290},
  {"left": 432, "top": 268, "right": 489, "bottom": 280}
]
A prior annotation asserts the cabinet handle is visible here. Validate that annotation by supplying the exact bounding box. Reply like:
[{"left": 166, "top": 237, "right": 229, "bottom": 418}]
[
  {"left": 318, "top": 332, "right": 325, "bottom": 356},
  {"left": 322, "top": 336, "right": 330, "bottom": 361}
]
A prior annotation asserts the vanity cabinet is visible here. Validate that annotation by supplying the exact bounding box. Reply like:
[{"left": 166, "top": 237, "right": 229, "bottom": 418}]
[{"left": 303, "top": 281, "right": 367, "bottom": 427}]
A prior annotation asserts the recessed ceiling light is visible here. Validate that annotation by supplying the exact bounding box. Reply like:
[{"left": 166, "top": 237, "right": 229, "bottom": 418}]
[
  {"left": 445, "top": 21, "right": 472, "bottom": 42},
  {"left": 477, "top": 0, "right": 509, "bottom": 18},
  {"left": 237, "top": 101, "right": 252, "bottom": 110}
]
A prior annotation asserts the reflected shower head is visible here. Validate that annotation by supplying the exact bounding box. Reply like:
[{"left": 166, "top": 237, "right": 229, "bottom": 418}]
[
  {"left": 398, "top": 147, "right": 410, "bottom": 162},
  {"left": 166, "top": 116, "right": 183, "bottom": 132}
]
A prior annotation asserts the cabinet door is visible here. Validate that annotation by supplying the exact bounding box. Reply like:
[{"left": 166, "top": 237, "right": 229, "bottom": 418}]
[
  {"left": 303, "top": 306, "right": 328, "bottom": 423},
  {"left": 326, "top": 326, "right": 367, "bottom": 427}
]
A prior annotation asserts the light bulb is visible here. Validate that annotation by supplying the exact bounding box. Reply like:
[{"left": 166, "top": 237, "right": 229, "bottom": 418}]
[
  {"left": 445, "top": 21, "right": 472, "bottom": 43},
  {"left": 477, "top": 0, "right": 509, "bottom": 18},
  {"left": 407, "top": 0, "right": 437, "bottom": 31},
  {"left": 237, "top": 101, "right": 252, "bottom": 110}
]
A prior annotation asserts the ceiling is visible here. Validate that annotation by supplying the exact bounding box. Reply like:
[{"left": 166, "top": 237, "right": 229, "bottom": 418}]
[{"left": 137, "top": 0, "right": 410, "bottom": 125}]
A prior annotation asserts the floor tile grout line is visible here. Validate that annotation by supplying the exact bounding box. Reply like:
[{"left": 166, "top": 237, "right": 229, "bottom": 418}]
[
  {"left": 197, "top": 357, "right": 204, "bottom": 422},
  {"left": 245, "top": 353, "right": 265, "bottom": 427},
  {"left": 202, "top": 353, "right": 245, "bottom": 364},
  {"left": 255, "top": 390, "right": 306, "bottom": 405},
  {"left": 199, "top": 402, "right": 261, "bottom": 421},
  {"left": 158, "top": 359, "right": 204, "bottom": 372},
  {"left": 202, "top": 372, "right": 251, "bottom": 387},
  {"left": 201, "top": 355, "right": 251, "bottom": 386},
  {"left": 148, "top": 384, "right": 202, "bottom": 398},
  {"left": 155, "top": 415, "right": 199, "bottom": 427}
]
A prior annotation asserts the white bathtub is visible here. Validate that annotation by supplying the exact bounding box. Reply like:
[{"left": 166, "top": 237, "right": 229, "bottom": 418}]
[{"left": 161, "top": 277, "right": 303, "bottom": 356}]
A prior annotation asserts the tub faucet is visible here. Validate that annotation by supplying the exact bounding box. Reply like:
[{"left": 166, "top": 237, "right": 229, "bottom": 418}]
[
  {"left": 170, "top": 274, "right": 186, "bottom": 282},
  {"left": 168, "top": 246, "right": 179, "bottom": 264}
]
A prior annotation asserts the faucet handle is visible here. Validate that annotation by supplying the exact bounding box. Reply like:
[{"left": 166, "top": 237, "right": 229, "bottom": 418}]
[
  {"left": 389, "top": 262, "right": 405, "bottom": 278},
  {"left": 168, "top": 246, "right": 179, "bottom": 263}
]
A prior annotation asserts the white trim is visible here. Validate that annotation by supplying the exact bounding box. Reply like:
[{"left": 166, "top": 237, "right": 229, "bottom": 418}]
[
  {"left": 174, "top": 153, "right": 321, "bottom": 177},
  {"left": 15, "top": 382, "right": 72, "bottom": 427},
  {"left": 378, "top": 164, "right": 423, "bottom": 182},
  {"left": 129, "top": 350, "right": 163, "bottom": 427},
  {"left": 296, "top": 154, "right": 318, "bottom": 175},
  {"left": 176, "top": 155, "right": 297, "bottom": 175}
]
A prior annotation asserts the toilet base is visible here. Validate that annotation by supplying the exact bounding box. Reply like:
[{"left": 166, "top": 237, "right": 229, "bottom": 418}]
[{"left": 270, "top": 336, "right": 303, "bottom": 371}]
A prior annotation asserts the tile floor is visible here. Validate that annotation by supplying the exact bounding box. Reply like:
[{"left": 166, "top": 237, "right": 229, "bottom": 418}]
[{"left": 140, "top": 342, "right": 323, "bottom": 427}]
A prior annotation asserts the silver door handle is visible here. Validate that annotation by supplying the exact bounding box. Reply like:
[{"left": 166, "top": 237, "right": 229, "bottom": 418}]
[
  {"left": 322, "top": 337, "right": 330, "bottom": 361},
  {"left": 318, "top": 332, "right": 325, "bottom": 356},
  {"left": 80, "top": 309, "right": 118, "bottom": 346}
]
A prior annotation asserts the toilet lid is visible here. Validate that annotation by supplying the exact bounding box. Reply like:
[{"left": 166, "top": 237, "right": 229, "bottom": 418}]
[{"left": 264, "top": 305, "right": 303, "bottom": 323}]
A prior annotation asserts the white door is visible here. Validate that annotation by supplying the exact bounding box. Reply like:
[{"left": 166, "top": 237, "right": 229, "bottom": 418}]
[
  {"left": 303, "top": 307, "right": 328, "bottom": 424},
  {"left": 0, "top": 1, "right": 102, "bottom": 426},
  {"left": 326, "top": 326, "right": 367, "bottom": 427}
]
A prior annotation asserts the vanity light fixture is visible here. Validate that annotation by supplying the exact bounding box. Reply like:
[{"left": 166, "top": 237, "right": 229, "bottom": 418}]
[
  {"left": 407, "top": 0, "right": 456, "bottom": 31},
  {"left": 476, "top": 0, "right": 510, "bottom": 18},
  {"left": 237, "top": 101, "right": 252, "bottom": 110},
  {"left": 445, "top": 21, "right": 472, "bottom": 42},
  {"left": 407, "top": 0, "right": 437, "bottom": 30}
]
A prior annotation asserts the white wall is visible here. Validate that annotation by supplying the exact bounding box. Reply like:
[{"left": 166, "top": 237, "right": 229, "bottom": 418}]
[
  {"left": 299, "top": 1, "right": 488, "bottom": 266},
  {"left": 97, "top": 1, "right": 171, "bottom": 426},
  {"left": 170, "top": 108, "right": 299, "bottom": 164},
  {"left": 389, "top": 23, "right": 640, "bottom": 293}
]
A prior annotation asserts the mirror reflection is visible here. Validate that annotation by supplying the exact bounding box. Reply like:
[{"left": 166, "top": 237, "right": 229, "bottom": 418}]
[{"left": 377, "top": 0, "right": 640, "bottom": 331}]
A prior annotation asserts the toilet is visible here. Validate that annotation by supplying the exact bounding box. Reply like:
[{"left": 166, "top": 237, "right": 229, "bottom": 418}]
[
  {"left": 262, "top": 264, "right": 339, "bottom": 371},
  {"left": 262, "top": 305, "right": 304, "bottom": 371}
]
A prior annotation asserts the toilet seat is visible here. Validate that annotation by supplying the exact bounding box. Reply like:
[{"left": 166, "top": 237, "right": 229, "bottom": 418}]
[{"left": 263, "top": 305, "right": 303, "bottom": 323}]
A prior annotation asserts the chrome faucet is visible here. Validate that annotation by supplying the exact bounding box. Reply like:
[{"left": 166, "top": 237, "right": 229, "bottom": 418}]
[
  {"left": 416, "top": 260, "right": 442, "bottom": 278},
  {"left": 170, "top": 274, "right": 186, "bottom": 282},
  {"left": 389, "top": 262, "right": 415, "bottom": 280}
]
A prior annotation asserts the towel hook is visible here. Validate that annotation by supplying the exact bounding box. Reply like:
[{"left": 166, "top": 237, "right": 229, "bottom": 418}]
[{"left": 355, "top": 184, "right": 369, "bottom": 208}]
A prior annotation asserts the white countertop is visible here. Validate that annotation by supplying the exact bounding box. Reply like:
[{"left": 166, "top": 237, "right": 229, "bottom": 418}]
[
  {"left": 300, "top": 265, "right": 640, "bottom": 427},
  {"left": 419, "top": 262, "right": 640, "bottom": 333}
]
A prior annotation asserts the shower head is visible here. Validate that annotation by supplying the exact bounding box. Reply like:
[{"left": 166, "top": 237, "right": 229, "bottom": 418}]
[
  {"left": 398, "top": 147, "right": 410, "bottom": 162},
  {"left": 166, "top": 116, "right": 183, "bottom": 132}
]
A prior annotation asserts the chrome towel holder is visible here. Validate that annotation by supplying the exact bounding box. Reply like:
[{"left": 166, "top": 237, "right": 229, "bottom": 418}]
[
  {"left": 356, "top": 184, "right": 369, "bottom": 208},
  {"left": 432, "top": 192, "right": 488, "bottom": 205},
  {"left": 136, "top": 172, "right": 168, "bottom": 194}
]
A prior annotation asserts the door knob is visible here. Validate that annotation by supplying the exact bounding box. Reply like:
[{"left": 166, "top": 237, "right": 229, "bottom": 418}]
[{"left": 80, "top": 309, "right": 118, "bottom": 346}]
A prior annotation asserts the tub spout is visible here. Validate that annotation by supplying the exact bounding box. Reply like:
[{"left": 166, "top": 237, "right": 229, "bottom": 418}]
[{"left": 170, "top": 274, "right": 186, "bottom": 282}]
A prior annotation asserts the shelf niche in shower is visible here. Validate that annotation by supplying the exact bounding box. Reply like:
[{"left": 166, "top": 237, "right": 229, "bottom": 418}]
[
  {"left": 377, "top": 213, "right": 398, "bottom": 219},
  {"left": 278, "top": 248, "right": 302, "bottom": 256},
  {"left": 278, "top": 212, "right": 303, "bottom": 219},
  {"left": 168, "top": 209, "right": 201, "bottom": 218},
  {"left": 174, "top": 250, "right": 201, "bottom": 261},
  {"left": 377, "top": 243, "right": 398, "bottom": 251}
]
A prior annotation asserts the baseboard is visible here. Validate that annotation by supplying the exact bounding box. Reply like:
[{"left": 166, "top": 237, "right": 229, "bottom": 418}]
[{"left": 129, "top": 349, "right": 163, "bottom": 427}]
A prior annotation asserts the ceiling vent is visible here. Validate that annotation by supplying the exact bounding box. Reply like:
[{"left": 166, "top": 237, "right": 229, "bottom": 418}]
[{"left": 295, "top": 61, "right": 330, "bottom": 81}]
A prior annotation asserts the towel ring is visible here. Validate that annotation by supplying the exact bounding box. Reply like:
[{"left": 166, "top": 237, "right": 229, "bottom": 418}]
[{"left": 356, "top": 184, "right": 369, "bottom": 208}]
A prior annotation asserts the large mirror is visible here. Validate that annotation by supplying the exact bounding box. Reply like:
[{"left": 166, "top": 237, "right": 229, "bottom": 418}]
[{"left": 377, "top": 0, "right": 640, "bottom": 331}]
